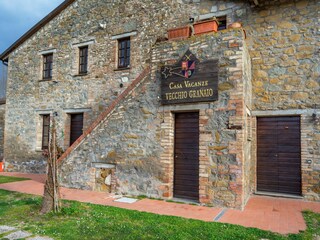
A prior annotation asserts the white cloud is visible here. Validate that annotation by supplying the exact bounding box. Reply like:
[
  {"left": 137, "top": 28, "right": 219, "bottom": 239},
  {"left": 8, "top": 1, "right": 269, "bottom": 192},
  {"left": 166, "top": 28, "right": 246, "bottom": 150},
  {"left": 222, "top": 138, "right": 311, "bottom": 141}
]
[
  {"left": 0, "top": 0, "right": 65, "bottom": 52},
  {"left": 1, "top": 0, "right": 64, "bottom": 18}
]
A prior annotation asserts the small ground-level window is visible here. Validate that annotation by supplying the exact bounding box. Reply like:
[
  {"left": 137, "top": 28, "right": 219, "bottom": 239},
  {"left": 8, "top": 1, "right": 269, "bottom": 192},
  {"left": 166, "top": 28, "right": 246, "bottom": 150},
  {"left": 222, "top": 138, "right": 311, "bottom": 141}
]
[
  {"left": 79, "top": 46, "right": 88, "bottom": 74},
  {"left": 43, "top": 53, "right": 53, "bottom": 79},
  {"left": 217, "top": 16, "right": 227, "bottom": 30},
  {"left": 118, "top": 37, "right": 130, "bottom": 68},
  {"left": 42, "top": 114, "right": 50, "bottom": 150}
]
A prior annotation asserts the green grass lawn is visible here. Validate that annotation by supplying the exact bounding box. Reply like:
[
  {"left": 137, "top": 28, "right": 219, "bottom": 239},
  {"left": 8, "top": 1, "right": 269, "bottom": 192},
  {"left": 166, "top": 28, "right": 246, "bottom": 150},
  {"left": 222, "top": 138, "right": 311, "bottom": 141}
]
[
  {"left": 0, "top": 189, "right": 319, "bottom": 240},
  {"left": 0, "top": 175, "right": 30, "bottom": 184}
]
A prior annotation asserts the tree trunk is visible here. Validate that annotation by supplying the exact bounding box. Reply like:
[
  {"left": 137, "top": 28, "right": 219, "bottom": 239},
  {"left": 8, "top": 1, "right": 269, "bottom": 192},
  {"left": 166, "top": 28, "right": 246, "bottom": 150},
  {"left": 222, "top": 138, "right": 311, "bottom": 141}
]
[{"left": 41, "top": 116, "right": 60, "bottom": 214}]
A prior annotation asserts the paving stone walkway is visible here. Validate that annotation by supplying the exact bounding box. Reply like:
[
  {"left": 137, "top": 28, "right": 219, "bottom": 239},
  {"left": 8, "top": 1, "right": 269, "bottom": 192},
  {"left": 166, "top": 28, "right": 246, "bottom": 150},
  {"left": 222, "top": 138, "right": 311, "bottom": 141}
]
[
  {"left": 1, "top": 172, "right": 320, "bottom": 235},
  {"left": 0, "top": 225, "right": 52, "bottom": 240}
]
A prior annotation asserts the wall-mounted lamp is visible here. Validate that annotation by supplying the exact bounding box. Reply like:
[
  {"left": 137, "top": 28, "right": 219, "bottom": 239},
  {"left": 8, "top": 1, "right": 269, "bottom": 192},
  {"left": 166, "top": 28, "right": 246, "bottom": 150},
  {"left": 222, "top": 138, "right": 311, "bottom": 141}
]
[
  {"left": 306, "top": 159, "right": 312, "bottom": 164},
  {"left": 312, "top": 113, "right": 317, "bottom": 119},
  {"left": 189, "top": 17, "right": 195, "bottom": 23},
  {"left": 99, "top": 23, "right": 107, "bottom": 29},
  {"left": 312, "top": 113, "right": 320, "bottom": 125}
]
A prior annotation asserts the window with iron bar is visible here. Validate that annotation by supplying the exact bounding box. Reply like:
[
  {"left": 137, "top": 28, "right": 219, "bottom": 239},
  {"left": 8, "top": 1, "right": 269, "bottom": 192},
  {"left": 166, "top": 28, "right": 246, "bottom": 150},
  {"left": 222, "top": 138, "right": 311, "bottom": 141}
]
[
  {"left": 118, "top": 37, "right": 130, "bottom": 68},
  {"left": 79, "top": 46, "right": 88, "bottom": 74},
  {"left": 43, "top": 53, "right": 53, "bottom": 79}
]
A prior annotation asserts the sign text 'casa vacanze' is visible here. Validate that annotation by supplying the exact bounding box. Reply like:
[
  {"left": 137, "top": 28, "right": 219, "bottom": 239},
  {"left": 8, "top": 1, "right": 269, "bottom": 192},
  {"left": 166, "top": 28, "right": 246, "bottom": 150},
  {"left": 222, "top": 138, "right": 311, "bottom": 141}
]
[{"left": 161, "top": 50, "right": 218, "bottom": 105}]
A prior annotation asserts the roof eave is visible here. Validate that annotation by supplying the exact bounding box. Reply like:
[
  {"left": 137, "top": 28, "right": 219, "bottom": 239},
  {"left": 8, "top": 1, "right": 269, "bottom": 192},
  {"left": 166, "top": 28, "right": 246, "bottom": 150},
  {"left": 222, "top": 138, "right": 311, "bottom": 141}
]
[
  {"left": 0, "top": 0, "right": 257, "bottom": 61},
  {"left": 0, "top": 0, "right": 76, "bottom": 61}
]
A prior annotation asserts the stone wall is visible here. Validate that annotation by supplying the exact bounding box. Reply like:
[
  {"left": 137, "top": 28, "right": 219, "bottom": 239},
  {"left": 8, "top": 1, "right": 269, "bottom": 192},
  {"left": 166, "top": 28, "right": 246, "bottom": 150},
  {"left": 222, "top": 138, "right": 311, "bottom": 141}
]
[
  {"left": 4, "top": 0, "right": 252, "bottom": 173},
  {"left": 0, "top": 104, "right": 5, "bottom": 161},
  {"left": 245, "top": 0, "right": 320, "bottom": 110},
  {"left": 3, "top": 0, "right": 319, "bottom": 204},
  {"left": 245, "top": 0, "right": 320, "bottom": 201},
  {"left": 3, "top": 0, "right": 194, "bottom": 173},
  {"left": 60, "top": 30, "right": 251, "bottom": 208},
  {"left": 301, "top": 115, "right": 320, "bottom": 201},
  {"left": 59, "top": 70, "right": 165, "bottom": 196},
  {"left": 251, "top": 111, "right": 320, "bottom": 201}
]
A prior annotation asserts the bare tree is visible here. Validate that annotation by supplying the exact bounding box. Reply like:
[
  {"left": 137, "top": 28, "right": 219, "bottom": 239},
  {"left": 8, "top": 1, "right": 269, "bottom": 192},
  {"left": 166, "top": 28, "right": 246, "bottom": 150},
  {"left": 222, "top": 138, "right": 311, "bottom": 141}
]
[{"left": 41, "top": 115, "right": 61, "bottom": 214}]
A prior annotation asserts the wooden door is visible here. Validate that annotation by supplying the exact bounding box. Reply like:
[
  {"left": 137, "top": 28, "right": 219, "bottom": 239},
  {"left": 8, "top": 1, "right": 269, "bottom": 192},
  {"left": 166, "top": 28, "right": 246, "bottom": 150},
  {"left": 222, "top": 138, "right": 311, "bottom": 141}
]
[
  {"left": 70, "top": 113, "right": 83, "bottom": 146},
  {"left": 174, "top": 112, "right": 199, "bottom": 200},
  {"left": 257, "top": 116, "right": 301, "bottom": 196}
]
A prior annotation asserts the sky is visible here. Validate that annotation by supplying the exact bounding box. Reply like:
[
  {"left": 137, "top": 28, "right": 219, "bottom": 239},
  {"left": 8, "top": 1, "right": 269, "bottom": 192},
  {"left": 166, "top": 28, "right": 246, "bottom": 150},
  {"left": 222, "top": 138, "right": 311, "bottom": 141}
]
[
  {"left": 0, "top": 0, "right": 65, "bottom": 53},
  {"left": 0, "top": 0, "right": 65, "bottom": 83}
]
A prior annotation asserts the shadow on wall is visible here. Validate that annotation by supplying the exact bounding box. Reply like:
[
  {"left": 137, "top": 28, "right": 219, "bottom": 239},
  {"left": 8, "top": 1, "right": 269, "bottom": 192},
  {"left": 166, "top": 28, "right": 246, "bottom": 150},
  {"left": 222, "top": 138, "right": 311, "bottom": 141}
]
[
  {"left": 4, "top": 136, "right": 47, "bottom": 174},
  {"left": 0, "top": 62, "right": 7, "bottom": 102}
]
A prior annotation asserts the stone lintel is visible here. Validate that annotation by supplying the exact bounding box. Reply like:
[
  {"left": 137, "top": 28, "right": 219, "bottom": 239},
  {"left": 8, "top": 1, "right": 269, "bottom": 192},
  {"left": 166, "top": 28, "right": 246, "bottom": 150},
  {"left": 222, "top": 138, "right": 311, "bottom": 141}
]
[
  {"left": 198, "top": 12, "right": 230, "bottom": 21},
  {"left": 111, "top": 31, "right": 137, "bottom": 40},
  {"left": 63, "top": 108, "right": 92, "bottom": 113},
  {"left": 199, "top": 13, "right": 215, "bottom": 21},
  {"left": 252, "top": 109, "right": 320, "bottom": 116},
  {"left": 162, "top": 103, "right": 212, "bottom": 112},
  {"left": 35, "top": 109, "right": 54, "bottom": 115},
  {"left": 72, "top": 39, "right": 95, "bottom": 48},
  {"left": 92, "top": 163, "right": 116, "bottom": 169},
  {"left": 38, "top": 49, "right": 57, "bottom": 55}
]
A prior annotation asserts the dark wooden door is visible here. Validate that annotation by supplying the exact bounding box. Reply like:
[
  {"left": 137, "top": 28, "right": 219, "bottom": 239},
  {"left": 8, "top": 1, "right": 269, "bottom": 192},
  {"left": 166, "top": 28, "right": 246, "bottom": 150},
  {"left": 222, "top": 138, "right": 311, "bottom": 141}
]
[
  {"left": 70, "top": 113, "right": 84, "bottom": 146},
  {"left": 174, "top": 112, "right": 199, "bottom": 200},
  {"left": 257, "top": 116, "right": 301, "bottom": 196}
]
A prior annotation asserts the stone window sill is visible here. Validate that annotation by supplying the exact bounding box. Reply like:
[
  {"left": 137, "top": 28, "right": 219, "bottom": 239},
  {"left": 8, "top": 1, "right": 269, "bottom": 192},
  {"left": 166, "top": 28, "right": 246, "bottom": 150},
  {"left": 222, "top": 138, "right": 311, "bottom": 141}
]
[
  {"left": 114, "top": 67, "right": 131, "bottom": 72},
  {"left": 73, "top": 73, "right": 89, "bottom": 77},
  {"left": 39, "top": 79, "right": 56, "bottom": 83},
  {"left": 92, "top": 162, "right": 116, "bottom": 169}
]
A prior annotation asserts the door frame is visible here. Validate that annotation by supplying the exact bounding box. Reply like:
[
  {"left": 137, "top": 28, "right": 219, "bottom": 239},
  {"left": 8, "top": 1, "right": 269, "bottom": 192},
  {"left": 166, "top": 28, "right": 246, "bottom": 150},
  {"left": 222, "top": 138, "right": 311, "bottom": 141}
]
[
  {"left": 254, "top": 114, "right": 303, "bottom": 198},
  {"left": 158, "top": 107, "right": 211, "bottom": 204},
  {"left": 63, "top": 110, "right": 86, "bottom": 149}
]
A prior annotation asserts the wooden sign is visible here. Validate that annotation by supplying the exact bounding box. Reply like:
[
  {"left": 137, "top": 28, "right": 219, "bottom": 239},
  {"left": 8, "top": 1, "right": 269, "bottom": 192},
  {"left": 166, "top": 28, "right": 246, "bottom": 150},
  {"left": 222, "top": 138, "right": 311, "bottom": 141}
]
[{"left": 161, "top": 50, "right": 218, "bottom": 105}]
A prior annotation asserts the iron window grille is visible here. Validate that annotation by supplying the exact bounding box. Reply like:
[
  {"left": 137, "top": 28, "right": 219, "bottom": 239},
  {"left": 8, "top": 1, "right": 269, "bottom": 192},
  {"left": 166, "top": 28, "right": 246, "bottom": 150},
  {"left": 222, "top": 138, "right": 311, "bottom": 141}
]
[{"left": 118, "top": 37, "right": 130, "bottom": 68}]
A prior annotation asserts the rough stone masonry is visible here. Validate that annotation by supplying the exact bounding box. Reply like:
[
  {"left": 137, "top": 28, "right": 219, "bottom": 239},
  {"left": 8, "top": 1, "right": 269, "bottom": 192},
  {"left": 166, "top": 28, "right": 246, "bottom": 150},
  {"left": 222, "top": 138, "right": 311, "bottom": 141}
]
[{"left": 1, "top": 0, "right": 319, "bottom": 208}]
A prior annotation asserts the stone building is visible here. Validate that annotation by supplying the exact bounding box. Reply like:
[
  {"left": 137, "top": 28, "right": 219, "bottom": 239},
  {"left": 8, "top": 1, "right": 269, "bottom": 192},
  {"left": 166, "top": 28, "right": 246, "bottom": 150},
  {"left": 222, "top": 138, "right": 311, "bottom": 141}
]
[
  {"left": 0, "top": 0, "right": 319, "bottom": 209},
  {"left": 0, "top": 62, "right": 7, "bottom": 165}
]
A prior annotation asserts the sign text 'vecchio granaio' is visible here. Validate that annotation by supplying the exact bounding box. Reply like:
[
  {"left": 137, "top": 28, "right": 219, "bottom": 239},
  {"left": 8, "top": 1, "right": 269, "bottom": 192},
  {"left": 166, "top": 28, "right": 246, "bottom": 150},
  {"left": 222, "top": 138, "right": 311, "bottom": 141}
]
[{"left": 161, "top": 50, "right": 218, "bottom": 105}]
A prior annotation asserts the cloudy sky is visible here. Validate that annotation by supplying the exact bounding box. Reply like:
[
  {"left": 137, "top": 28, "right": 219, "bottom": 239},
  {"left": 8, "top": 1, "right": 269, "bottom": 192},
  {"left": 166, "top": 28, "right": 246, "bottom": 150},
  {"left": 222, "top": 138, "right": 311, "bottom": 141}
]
[
  {"left": 0, "top": 0, "right": 64, "bottom": 53},
  {"left": 0, "top": 0, "right": 64, "bottom": 82}
]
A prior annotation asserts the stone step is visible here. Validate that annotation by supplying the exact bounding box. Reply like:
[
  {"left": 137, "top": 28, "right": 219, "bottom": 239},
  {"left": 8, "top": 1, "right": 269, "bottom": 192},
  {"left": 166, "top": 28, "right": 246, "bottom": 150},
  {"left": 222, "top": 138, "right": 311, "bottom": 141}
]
[
  {"left": 0, "top": 225, "right": 53, "bottom": 240},
  {"left": 3, "top": 230, "right": 32, "bottom": 239},
  {"left": 0, "top": 225, "right": 16, "bottom": 235}
]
